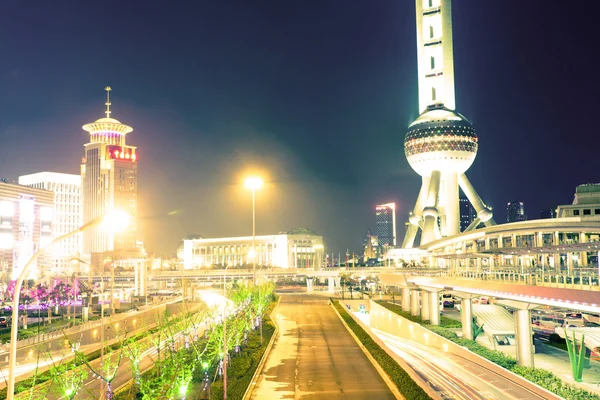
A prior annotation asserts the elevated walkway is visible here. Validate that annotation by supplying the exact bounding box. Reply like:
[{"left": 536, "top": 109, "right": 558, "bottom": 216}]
[
  {"left": 556, "top": 327, "right": 600, "bottom": 351},
  {"left": 472, "top": 304, "right": 516, "bottom": 349}
]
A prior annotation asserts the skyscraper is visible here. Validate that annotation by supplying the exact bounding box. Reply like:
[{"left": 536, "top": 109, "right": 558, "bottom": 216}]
[
  {"left": 81, "top": 87, "right": 139, "bottom": 265},
  {"left": 402, "top": 0, "right": 496, "bottom": 248},
  {"left": 18, "top": 172, "right": 81, "bottom": 274},
  {"left": 459, "top": 189, "right": 476, "bottom": 232},
  {"left": 507, "top": 201, "right": 527, "bottom": 223},
  {"left": 376, "top": 203, "right": 396, "bottom": 248}
]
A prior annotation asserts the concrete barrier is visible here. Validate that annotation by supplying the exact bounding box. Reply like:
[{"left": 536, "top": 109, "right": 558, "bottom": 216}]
[{"left": 367, "top": 301, "right": 562, "bottom": 400}]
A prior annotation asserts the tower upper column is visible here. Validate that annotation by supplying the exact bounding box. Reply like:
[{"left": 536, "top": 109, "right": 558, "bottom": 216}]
[{"left": 415, "top": 0, "right": 456, "bottom": 113}]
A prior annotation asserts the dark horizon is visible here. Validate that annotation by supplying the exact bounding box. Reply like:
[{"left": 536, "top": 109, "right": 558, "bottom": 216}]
[{"left": 1, "top": 1, "right": 597, "bottom": 256}]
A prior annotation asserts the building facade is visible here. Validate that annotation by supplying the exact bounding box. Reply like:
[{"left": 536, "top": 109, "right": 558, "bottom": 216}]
[
  {"left": 179, "top": 228, "right": 324, "bottom": 269},
  {"left": 362, "top": 229, "right": 379, "bottom": 261},
  {"left": 376, "top": 203, "right": 397, "bottom": 248},
  {"left": 81, "top": 87, "right": 139, "bottom": 265},
  {"left": 459, "top": 190, "right": 476, "bottom": 231},
  {"left": 18, "top": 172, "right": 81, "bottom": 274},
  {"left": 557, "top": 184, "right": 600, "bottom": 218},
  {"left": 0, "top": 182, "right": 54, "bottom": 281},
  {"left": 507, "top": 201, "right": 527, "bottom": 223}
]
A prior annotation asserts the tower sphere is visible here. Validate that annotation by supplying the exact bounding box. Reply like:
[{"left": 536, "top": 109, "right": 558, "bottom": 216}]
[{"left": 404, "top": 106, "right": 478, "bottom": 177}]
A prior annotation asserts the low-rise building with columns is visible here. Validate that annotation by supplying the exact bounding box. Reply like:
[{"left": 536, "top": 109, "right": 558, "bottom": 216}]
[{"left": 178, "top": 228, "right": 324, "bottom": 269}]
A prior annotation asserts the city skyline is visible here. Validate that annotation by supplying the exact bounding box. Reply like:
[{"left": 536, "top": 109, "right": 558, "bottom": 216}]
[{"left": 0, "top": 1, "right": 597, "bottom": 255}]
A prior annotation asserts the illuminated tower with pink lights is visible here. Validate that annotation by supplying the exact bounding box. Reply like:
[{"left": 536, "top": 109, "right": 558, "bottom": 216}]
[{"left": 81, "top": 87, "right": 139, "bottom": 262}]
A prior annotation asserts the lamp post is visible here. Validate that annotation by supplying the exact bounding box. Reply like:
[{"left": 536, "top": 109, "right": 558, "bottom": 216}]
[
  {"left": 6, "top": 210, "right": 129, "bottom": 400},
  {"left": 244, "top": 177, "right": 263, "bottom": 284},
  {"left": 223, "top": 266, "right": 228, "bottom": 400}
]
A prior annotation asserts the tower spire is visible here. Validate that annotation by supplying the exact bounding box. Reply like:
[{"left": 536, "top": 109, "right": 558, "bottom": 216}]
[{"left": 105, "top": 86, "right": 112, "bottom": 118}]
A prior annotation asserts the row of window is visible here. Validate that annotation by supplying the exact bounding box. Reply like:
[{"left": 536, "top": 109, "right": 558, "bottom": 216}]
[{"left": 573, "top": 209, "right": 600, "bottom": 216}]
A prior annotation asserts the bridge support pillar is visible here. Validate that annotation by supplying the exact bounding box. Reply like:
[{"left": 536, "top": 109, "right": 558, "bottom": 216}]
[
  {"left": 410, "top": 290, "right": 420, "bottom": 317},
  {"left": 328, "top": 277, "right": 335, "bottom": 293},
  {"left": 429, "top": 291, "right": 441, "bottom": 326},
  {"left": 402, "top": 287, "right": 410, "bottom": 313},
  {"left": 515, "top": 308, "right": 534, "bottom": 367},
  {"left": 335, "top": 277, "right": 341, "bottom": 288},
  {"left": 421, "top": 291, "right": 430, "bottom": 321},
  {"left": 460, "top": 298, "right": 473, "bottom": 340}
]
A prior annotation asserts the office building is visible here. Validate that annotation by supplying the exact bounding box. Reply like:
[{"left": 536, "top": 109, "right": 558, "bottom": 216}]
[
  {"left": 81, "top": 87, "right": 139, "bottom": 266},
  {"left": 540, "top": 209, "right": 556, "bottom": 219},
  {"left": 402, "top": 0, "right": 496, "bottom": 248},
  {"left": 556, "top": 183, "right": 600, "bottom": 218},
  {"left": 178, "top": 228, "right": 324, "bottom": 269},
  {"left": 507, "top": 201, "right": 527, "bottom": 223},
  {"left": 18, "top": 172, "right": 81, "bottom": 274},
  {"left": 459, "top": 190, "right": 476, "bottom": 232},
  {"left": 362, "top": 229, "right": 379, "bottom": 261},
  {"left": 0, "top": 182, "right": 54, "bottom": 281},
  {"left": 376, "top": 203, "right": 397, "bottom": 248}
]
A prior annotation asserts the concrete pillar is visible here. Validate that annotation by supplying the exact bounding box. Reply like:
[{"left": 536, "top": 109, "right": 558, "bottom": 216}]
[
  {"left": 328, "top": 277, "right": 335, "bottom": 293},
  {"left": 515, "top": 308, "right": 534, "bottom": 367},
  {"left": 429, "top": 291, "right": 440, "bottom": 325},
  {"left": 306, "top": 277, "right": 313, "bottom": 292},
  {"left": 460, "top": 298, "right": 473, "bottom": 340},
  {"left": 421, "top": 291, "right": 430, "bottom": 321},
  {"left": 402, "top": 288, "right": 410, "bottom": 313},
  {"left": 410, "top": 290, "right": 420, "bottom": 317},
  {"left": 335, "top": 277, "right": 341, "bottom": 288}
]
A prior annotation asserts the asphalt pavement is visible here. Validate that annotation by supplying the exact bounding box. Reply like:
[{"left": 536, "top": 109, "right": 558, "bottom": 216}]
[{"left": 250, "top": 293, "right": 395, "bottom": 400}]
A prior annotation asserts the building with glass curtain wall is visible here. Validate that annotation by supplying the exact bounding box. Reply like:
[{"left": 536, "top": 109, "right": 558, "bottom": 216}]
[
  {"left": 18, "top": 172, "right": 81, "bottom": 274},
  {"left": 0, "top": 182, "right": 53, "bottom": 282},
  {"left": 507, "top": 201, "right": 527, "bottom": 223},
  {"left": 376, "top": 203, "right": 397, "bottom": 249}
]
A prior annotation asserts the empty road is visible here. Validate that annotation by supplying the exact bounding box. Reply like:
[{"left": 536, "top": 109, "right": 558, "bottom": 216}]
[{"left": 251, "top": 293, "right": 395, "bottom": 400}]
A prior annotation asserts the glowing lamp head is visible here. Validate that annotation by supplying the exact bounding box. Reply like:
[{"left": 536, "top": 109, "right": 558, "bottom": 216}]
[
  {"left": 404, "top": 106, "right": 478, "bottom": 177},
  {"left": 244, "top": 177, "right": 263, "bottom": 191},
  {"left": 101, "top": 209, "right": 131, "bottom": 232}
]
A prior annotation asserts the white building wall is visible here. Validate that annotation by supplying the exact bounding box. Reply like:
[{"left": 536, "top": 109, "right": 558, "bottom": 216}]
[{"left": 19, "top": 172, "right": 81, "bottom": 273}]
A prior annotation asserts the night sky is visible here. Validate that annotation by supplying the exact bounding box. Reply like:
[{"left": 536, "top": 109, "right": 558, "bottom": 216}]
[{"left": 0, "top": 1, "right": 597, "bottom": 256}]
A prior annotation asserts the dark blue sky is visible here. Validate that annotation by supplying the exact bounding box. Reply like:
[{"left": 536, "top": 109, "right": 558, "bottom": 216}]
[{"left": 0, "top": 1, "right": 597, "bottom": 255}]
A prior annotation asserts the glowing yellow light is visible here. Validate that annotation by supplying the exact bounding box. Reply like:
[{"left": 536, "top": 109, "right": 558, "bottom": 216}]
[
  {"left": 101, "top": 209, "right": 130, "bottom": 232},
  {"left": 248, "top": 248, "right": 256, "bottom": 259},
  {"left": 244, "top": 177, "right": 263, "bottom": 191}
]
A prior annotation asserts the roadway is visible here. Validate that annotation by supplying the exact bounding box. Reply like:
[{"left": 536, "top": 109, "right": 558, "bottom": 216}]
[
  {"left": 353, "top": 313, "right": 550, "bottom": 400},
  {"left": 250, "top": 293, "right": 395, "bottom": 400}
]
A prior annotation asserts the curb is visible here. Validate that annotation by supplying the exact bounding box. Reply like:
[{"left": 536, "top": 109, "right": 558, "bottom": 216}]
[
  {"left": 242, "top": 296, "right": 281, "bottom": 400},
  {"left": 330, "top": 300, "right": 405, "bottom": 400}
]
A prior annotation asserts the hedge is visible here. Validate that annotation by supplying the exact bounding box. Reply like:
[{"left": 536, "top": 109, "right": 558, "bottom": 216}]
[
  {"left": 379, "top": 302, "right": 600, "bottom": 400},
  {"left": 332, "top": 300, "right": 431, "bottom": 400}
]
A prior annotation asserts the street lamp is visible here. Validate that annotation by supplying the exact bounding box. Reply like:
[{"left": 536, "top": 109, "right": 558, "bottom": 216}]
[
  {"left": 244, "top": 177, "right": 263, "bottom": 283},
  {"left": 6, "top": 210, "right": 129, "bottom": 400}
]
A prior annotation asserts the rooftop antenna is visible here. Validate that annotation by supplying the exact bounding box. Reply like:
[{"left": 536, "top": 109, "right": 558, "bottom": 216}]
[{"left": 105, "top": 86, "right": 112, "bottom": 118}]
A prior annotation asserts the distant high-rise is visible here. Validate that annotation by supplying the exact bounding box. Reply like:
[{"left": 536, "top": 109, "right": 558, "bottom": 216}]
[
  {"left": 507, "top": 201, "right": 527, "bottom": 223},
  {"left": 18, "top": 172, "right": 81, "bottom": 274},
  {"left": 376, "top": 203, "right": 396, "bottom": 248},
  {"left": 81, "top": 87, "right": 139, "bottom": 264},
  {"left": 362, "top": 229, "right": 379, "bottom": 261},
  {"left": 540, "top": 209, "right": 556, "bottom": 219},
  {"left": 459, "top": 189, "right": 476, "bottom": 232}
]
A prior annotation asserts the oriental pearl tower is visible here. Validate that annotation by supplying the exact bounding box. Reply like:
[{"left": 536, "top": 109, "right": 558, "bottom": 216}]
[{"left": 402, "top": 0, "right": 496, "bottom": 248}]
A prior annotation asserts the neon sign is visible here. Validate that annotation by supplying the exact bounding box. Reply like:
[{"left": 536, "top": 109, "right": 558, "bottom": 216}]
[{"left": 106, "top": 146, "right": 137, "bottom": 162}]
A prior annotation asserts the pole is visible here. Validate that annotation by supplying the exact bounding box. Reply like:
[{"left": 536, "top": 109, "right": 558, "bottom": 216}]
[
  {"left": 252, "top": 189, "right": 256, "bottom": 284},
  {"left": 223, "top": 269, "right": 227, "bottom": 400},
  {"left": 100, "top": 260, "right": 106, "bottom": 398},
  {"left": 7, "top": 215, "right": 106, "bottom": 400}
]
